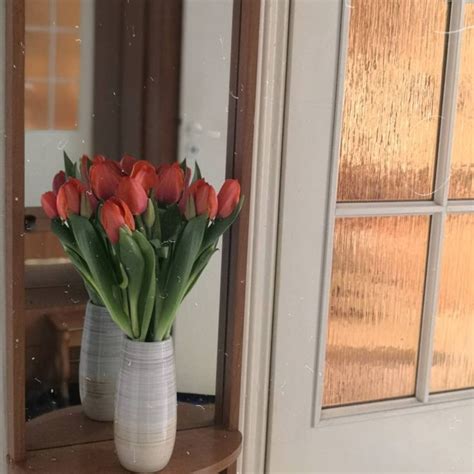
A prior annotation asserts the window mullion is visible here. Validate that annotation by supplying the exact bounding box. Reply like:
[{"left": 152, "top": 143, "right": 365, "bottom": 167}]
[{"left": 415, "top": 0, "right": 465, "bottom": 403}]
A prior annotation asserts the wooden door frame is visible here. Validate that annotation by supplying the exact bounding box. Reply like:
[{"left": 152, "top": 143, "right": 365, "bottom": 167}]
[{"left": 4, "top": 0, "right": 260, "bottom": 463}]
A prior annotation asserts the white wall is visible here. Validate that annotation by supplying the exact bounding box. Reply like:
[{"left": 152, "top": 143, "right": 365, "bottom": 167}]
[
  {"left": 174, "top": 0, "right": 233, "bottom": 395},
  {"left": 0, "top": 0, "right": 8, "bottom": 470}
]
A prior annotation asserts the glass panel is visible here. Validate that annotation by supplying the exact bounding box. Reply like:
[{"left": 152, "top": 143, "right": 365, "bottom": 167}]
[
  {"left": 449, "top": 5, "right": 474, "bottom": 199},
  {"left": 337, "top": 0, "right": 448, "bottom": 202},
  {"left": 431, "top": 214, "right": 474, "bottom": 392},
  {"left": 57, "top": 0, "right": 81, "bottom": 27},
  {"left": 25, "top": 31, "right": 50, "bottom": 78},
  {"left": 323, "top": 216, "right": 430, "bottom": 407},
  {"left": 25, "top": 0, "right": 50, "bottom": 26},
  {"left": 55, "top": 33, "right": 81, "bottom": 78},
  {"left": 54, "top": 82, "right": 79, "bottom": 129},
  {"left": 25, "top": 82, "right": 49, "bottom": 129}
]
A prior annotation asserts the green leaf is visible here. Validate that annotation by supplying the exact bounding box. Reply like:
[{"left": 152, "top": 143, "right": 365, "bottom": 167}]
[
  {"left": 182, "top": 245, "right": 218, "bottom": 300},
  {"left": 201, "top": 196, "right": 244, "bottom": 250},
  {"left": 51, "top": 218, "right": 76, "bottom": 248},
  {"left": 132, "top": 231, "right": 157, "bottom": 341},
  {"left": 160, "top": 204, "right": 184, "bottom": 243},
  {"left": 192, "top": 161, "right": 202, "bottom": 183},
  {"left": 152, "top": 200, "right": 162, "bottom": 240},
  {"left": 118, "top": 228, "right": 145, "bottom": 339},
  {"left": 63, "top": 151, "right": 76, "bottom": 178},
  {"left": 68, "top": 214, "right": 132, "bottom": 337},
  {"left": 155, "top": 214, "right": 208, "bottom": 340}
]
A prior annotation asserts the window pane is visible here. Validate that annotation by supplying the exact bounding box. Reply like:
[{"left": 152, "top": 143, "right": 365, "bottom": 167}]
[
  {"left": 337, "top": 0, "right": 448, "bottom": 202},
  {"left": 431, "top": 214, "right": 474, "bottom": 392},
  {"left": 25, "top": 31, "right": 50, "bottom": 78},
  {"left": 25, "top": 82, "right": 49, "bottom": 129},
  {"left": 57, "top": 0, "right": 81, "bottom": 28},
  {"left": 323, "top": 216, "right": 430, "bottom": 407},
  {"left": 25, "top": 0, "right": 50, "bottom": 27},
  {"left": 449, "top": 5, "right": 474, "bottom": 199},
  {"left": 56, "top": 33, "right": 81, "bottom": 78},
  {"left": 54, "top": 82, "right": 79, "bottom": 129}
]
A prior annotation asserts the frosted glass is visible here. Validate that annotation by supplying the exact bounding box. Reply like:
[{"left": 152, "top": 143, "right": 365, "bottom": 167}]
[
  {"left": 323, "top": 216, "right": 430, "bottom": 407},
  {"left": 25, "top": 82, "right": 49, "bottom": 130},
  {"left": 449, "top": 5, "right": 474, "bottom": 199},
  {"left": 25, "top": 32, "right": 50, "bottom": 78},
  {"left": 25, "top": 0, "right": 50, "bottom": 26},
  {"left": 57, "top": 0, "right": 81, "bottom": 28},
  {"left": 337, "top": 0, "right": 448, "bottom": 202},
  {"left": 431, "top": 214, "right": 474, "bottom": 392},
  {"left": 54, "top": 82, "right": 79, "bottom": 129},
  {"left": 56, "top": 33, "right": 81, "bottom": 78}
]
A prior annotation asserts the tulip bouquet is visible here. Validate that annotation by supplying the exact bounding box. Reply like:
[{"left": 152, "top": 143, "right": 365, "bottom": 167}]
[{"left": 41, "top": 153, "right": 242, "bottom": 342}]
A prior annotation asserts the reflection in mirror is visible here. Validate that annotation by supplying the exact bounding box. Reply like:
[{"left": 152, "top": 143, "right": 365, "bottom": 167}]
[{"left": 24, "top": 0, "right": 233, "bottom": 450}]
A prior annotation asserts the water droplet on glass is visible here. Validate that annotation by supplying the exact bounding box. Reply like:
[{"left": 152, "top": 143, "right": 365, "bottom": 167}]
[{"left": 186, "top": 451, "right": 190, "bottom": 456}]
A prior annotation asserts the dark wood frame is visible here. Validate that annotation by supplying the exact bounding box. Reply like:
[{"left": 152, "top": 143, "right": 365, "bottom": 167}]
[{"left": 4, "top": 0, "right": 260, "bottom": 470}]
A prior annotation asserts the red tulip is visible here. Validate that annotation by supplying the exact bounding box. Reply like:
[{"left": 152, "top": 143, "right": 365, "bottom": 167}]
[
  {"left": 115, "top": 177, "right": 148, "bottom": 215},
  {"left": 52, "top": 171, "right": 66, "bottom": 195},
  {"left": 41, "top": 191, "right": 59, "bottom": 218},
  {"left": 56, "top": 178, "right": 85, "bottom": 220},
  {"left": 217, "top": 179, "right": 241, "bottom": 219},
  {"left": 130, "top": 160, "right": 156, "bottom": 191},
  {"left": 90, "top": 160, "right": 122, "bottom": 200},
  {"left": 155, "top": 163, "right": 185, "bottom": 204},
  {"left": 101, "top": 197, "right": 135, "bottom": 244},
  {"left": 187, "top": 179, "right": 217, "bottom": 220},
  {"left": 120, "top": 154, "right": 138, "bottom": 175}
]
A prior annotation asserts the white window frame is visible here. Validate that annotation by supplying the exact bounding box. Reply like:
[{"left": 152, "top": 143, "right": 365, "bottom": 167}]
[{"left": 313, "top": 0, "right": 474, "bottom": 426}]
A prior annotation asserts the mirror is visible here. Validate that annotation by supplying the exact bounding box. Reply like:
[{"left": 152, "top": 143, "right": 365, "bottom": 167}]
[{"left": 23, "top": 0, "right": 233, "bottom": 450}]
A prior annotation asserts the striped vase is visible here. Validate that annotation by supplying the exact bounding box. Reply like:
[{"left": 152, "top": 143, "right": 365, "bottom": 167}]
[
  {"left": 79, "top": 301, "right": 123, "bottom": 421},
  {"left": 114, "top": 337, "right": 177, "bottom": 473}
]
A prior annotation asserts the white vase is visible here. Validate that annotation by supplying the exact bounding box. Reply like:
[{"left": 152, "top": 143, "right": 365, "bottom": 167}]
[
  {"left": 114, "top": 337, "right": 177, "bottom": 473},
  {"left": 79, "top": 301, "right": 123, "bottom": 421}
]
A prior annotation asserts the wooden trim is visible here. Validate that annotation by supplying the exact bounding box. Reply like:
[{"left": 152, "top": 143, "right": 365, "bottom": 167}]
[
  {"left": 5, "top": 0, "right": 26, "bottom": 462},
  {"left": 143, "top": 0, "right": 182, "bottom": 165},
  {"left": 216, "top": 0, "right": 261, "bottom": 433}
]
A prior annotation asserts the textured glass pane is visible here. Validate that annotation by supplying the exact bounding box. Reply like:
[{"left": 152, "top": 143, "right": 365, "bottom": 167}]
[
  {"left": 337, "top": 0, "right": 448, "bottom": 202},
  {"left": 323, "top": 216, "right": 430, "bottom": 407},
  {"left": 54, "top": 82, "right": 79, "bottom": 129},
  {"left": 55, "top": 33, "right": 81, "bottom": 78},
  {"left": 25, "top": 82, "right": 49, "bottom": 129},
  {"left": 449, "top": 6, "right": 474, "bottom": 199},
  {"left": 431, "top": 214, "right": 474, "bottom": 392},
  {"left": 25, "top": 32, "right": 50, "bottom": 78},
  {"left": 25, "top": 0, "right": 50, "bottom": 27},
  {"left": 57, "top": 0, "right": 81, "bottom": 27}
]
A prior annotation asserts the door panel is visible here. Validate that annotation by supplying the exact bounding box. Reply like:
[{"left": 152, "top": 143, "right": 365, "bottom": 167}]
[{"left": 267, "top": 1, "right": 474, "bottom": 471}]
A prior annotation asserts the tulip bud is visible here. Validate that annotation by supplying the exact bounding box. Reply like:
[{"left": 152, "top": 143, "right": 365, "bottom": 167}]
[
  {"left": 217, "top": 179, "right": 241, "bottom": 219},
  {"left": 155, "top": 163, "right": 185, "bottom": 204},
  {"left": 115, "top": 177, "right": 148, "bottom": 215},
  {"left": 131, "top": 160, "right": 156, "bottom": 192},
  {"left": 143, "top": 198, "right": 155, "bottom": 228},
  {"left": 90, "top": 160, "right": 122, "bottom": 200},
  {"left": 185, "top": 179, "right": 217, "bottom": 220},
  {"left": 41, "top": 191, "right": 59, "bottom": 218},
  {"left": 52, "top": 171, "right": 66, "bottom": 195},
  {"left": 56, "top": 178, "right": 85, "bottom": 220},
  {"left": 101, "top": 197, "right": 135, "bottom": 244},
  {"left": 120, "top": 154, "right": 138, "bottom": 175}
]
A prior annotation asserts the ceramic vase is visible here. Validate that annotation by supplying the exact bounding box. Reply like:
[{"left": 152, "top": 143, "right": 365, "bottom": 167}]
[
  {"left": 79, "top": 301, "right": 123, "bottom": 421},
  {"left": 114, "top": 337, "right": 177, "bottom": 473}
]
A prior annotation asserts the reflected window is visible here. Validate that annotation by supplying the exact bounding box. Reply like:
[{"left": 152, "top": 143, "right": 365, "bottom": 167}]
[{"left": 25, "top": 0, "right": 81, "bottom": 130}]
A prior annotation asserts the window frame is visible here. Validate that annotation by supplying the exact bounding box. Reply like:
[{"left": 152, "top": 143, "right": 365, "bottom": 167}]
[{"left": 313, "top": 0, "right": 474, "bottom": 425}]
